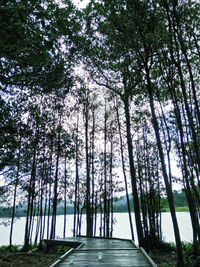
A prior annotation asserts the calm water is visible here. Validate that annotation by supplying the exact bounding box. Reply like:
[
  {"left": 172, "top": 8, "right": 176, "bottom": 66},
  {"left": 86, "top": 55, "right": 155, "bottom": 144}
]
[{"left": 0, "top": 212, "right": 192, "bottom": 246}]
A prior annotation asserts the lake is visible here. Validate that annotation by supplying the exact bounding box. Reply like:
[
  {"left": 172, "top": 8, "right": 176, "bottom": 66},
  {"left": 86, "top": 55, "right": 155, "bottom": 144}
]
[{"left": 0, "top": 212, "right": 192, "bottom": 246}]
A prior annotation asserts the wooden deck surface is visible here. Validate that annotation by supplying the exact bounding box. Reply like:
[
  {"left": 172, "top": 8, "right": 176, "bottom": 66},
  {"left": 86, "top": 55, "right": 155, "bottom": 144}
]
[{"left": 48, "top": 236, "right": 157, "bottom": 267}]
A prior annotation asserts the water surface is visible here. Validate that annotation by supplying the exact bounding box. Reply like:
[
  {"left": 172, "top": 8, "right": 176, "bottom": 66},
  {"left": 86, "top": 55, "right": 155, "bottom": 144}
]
[{"left": 0, "top": 212, "right": 192, "bottom": 246}]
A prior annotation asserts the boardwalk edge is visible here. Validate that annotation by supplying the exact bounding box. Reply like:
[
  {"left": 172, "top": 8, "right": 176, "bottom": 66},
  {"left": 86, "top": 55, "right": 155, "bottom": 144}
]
[{"left": 140, "top": 247, "right": 158, "bottom": 267}]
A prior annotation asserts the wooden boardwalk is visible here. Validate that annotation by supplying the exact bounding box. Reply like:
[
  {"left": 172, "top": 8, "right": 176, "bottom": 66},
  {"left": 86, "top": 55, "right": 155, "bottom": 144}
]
[{"left": 47, "top": 236, "right": 157, "bottom": 267}]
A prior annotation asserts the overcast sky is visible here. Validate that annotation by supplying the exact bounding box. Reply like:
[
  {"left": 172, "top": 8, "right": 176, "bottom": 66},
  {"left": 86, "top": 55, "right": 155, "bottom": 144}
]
[{"left": 72, "top": 0, "right": 90, "bottom": 9}]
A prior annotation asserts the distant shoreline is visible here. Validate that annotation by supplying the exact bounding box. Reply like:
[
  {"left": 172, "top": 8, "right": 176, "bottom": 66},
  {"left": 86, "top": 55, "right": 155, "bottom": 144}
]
[
  {"left": 0, "top": 207, "right": 189, "bottom": 219},
  {"left": 161, "top": 206, "right": 189, "bottom": 212}
]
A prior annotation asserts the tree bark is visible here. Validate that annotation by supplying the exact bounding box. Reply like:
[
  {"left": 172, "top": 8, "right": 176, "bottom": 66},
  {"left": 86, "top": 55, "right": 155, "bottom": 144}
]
[
  {"left": 123, "top": 97, "right": 145, "bottom": 247},
  {"left": 115, "top": 100, "right": 134, "bottom": 241},
  {"left": 145, "top": 67, "right": 184, "bottom": 267}
]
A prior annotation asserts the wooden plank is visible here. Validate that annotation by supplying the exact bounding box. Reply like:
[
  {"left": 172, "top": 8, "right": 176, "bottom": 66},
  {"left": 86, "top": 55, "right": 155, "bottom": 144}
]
[
  {"left": 74, "top": 248, "right": 140, "bottom": 251},
  {"left": 49, "top": 248, "right": 74, "bottom": 267},
  {"left": 59, "top": 263, "right": 150, "bottom": 267},
  {"left": 59, "top": 249, "right": 151, "bottom": 266},
  {"left": 59, "top": 257, "right": 151, "bottom": 266},
  {"left": 77, "top": 235, "right": 138, "bottom": 243},
  {"left": 140, "top": 247, "right": 158, "bottom": 267},
  {"left": 75, "top": 238, "right": 134, "bottom": 249},
  {"left": 66, "top": 236, "right": 136, "bottom": 248},
  {"left": 48, "top": 236, "right": 157, "bottom": 267},
  {"left": 59, "top": 263, "right": 150, "bottom": 266},
  {"left": 48, "top": 242, "right": 84, "bottom": 267}
]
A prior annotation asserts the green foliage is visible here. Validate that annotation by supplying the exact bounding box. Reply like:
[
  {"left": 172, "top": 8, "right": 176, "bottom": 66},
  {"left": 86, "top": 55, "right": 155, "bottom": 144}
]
[
  {"left": 0, "top": 97, "right": 18, "bottom": 171},
  {"left": 161, "top": 190, "right": 188, "bottom": 211},
  {"left": 0, "top": 244, "right": 21, "bottom": 252},
  {"left": 0, "top": 245, "right": 9, "bottom": 252},
  {"left": 150, "top": 237, "right": 176, "bottom": 252},
  {"left": 182, "top": 242, "right": 200, "bottom": 267},
  {"left": 161, "top": 207, "right": 189, "bottom": 212},
  {"left": 161, "top": 241, "right": 176, "bottom": 252},
  {"left": 161, "top": 263, "right": 176, "bottom": 267},
  {"left": 0, "top": 0, "right": 81, "bottom": 175},
  {"left": 156, "top": 241, "right": 200, "bottom": 267},
  {"left": 10, "top": 245, "right": 21, "bottom": 252},
  {"left": 48, "top": 245, "right": 70, "bottom": 254},
  {"left": 0, "top": 0, "right": 77, "bottom": 92}
]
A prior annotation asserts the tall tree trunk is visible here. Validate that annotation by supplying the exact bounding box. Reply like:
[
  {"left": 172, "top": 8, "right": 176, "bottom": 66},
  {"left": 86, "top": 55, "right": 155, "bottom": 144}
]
[
  {"left": 50, "top": 134, "right": 60, "bottom": 239},
  {"left": 104, "top": 101, "right": 108, "bottom": 237},
  {"left": 47, "top": 181, "right": 52, "bottom": 240},
  {"left": 91, "top": 109, "right": 95, "bottom": 235},
  {"left": 39, "top": 179, "right": 44, "bottom": 245},
  {"left": 123, "top": 97, "right": 145, "bottom": 247},
  {"left": 109, "top": 139, "right": 114, "bottom": 238},
  {"left": 145, "top": 67, "right": 184, "bottom": 267},
  {"left": 169, "top": 86, "right": 200, "bottom": 251},
  {"left": 94, "top": 191, "right": 98, "bottom": 236},
  {"left": 165, "top": 4, "right": 200, "bottom": 173},
  {"left": 136, "top": 139, "right": 148, "bottom": 248},
  {"left": 34, "top": 196, "right": 40, "bottom": 245},
  {"left": 42, "top": 181, "right": 48, "bottom": 240},
  {"left": 63, "top": 155, "right": 67, "bottom": 238},
  {"left": 84, "top": 104, "right": 92, "bottom": 236},
  {"left": 115, "top": 100, "right": 134, "bottom": 240},
  {"left": 172, "top": 4, "right": 200, "bottom": 127},
  {"left": 47, "top": 145, "right": 53, "bottom": 240},
  {"left": 9, "top": 138, "right": 21, "bottom": 248},
  {"left": 73, "top": 115, "right": 79, "bottom": 236},
  {"left": 24, "top": 146, "right": 37, "bottom": 251},
  {"left": 107, "top": 138, "right": 113, "bottom": 237}
]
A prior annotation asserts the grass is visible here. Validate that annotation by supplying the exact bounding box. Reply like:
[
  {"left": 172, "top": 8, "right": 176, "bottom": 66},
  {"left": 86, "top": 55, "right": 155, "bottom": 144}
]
[
  {"left": 149, "top": 240, "right": 177, "bottom": 267},
  {"left": 150, "top": 240, "right": 200, "bottom": 267},
  {"left": 161, "top": 206, "right": 189, "bottom": 212},
  {"left": 0, "top": 244, "right": 70, "bottom": 267}
]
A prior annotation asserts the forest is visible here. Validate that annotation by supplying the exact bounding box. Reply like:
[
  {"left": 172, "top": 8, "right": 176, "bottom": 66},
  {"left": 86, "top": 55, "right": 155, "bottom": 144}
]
[{"left": 0, "top": 0, "right": 200, "bottom": 266}]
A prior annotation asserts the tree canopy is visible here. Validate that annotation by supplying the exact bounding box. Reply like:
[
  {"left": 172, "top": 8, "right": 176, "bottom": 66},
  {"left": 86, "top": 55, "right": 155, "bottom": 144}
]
[{"left": 1, "top": 1, "right": 200, "bottom": 265}]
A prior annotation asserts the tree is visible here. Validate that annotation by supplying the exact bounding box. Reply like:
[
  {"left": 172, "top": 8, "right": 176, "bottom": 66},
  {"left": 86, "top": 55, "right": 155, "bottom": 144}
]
[{"left": 0, "top": 0, "right": 75, "bottom": 93}]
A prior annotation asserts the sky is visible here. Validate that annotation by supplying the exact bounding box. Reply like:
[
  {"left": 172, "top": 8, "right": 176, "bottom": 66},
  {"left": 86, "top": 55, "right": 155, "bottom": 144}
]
[{"left": 72, "top": 0, "right": 90, "bottom": 9}]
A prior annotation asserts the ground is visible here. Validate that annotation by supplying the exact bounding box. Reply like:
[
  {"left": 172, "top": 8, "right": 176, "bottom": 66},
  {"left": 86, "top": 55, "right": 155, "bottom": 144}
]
[
  {"left": 0, "top": 251, "right": 60, "bottom": 267},
  {"left": 0, "top": 247, "right": 177, "bottom": 267},
  {"left": 0, "top": 246, "right": 66, "bottom": 267},
  {"left": 149, "top": 247, "right": 177, "bottom": 267}
]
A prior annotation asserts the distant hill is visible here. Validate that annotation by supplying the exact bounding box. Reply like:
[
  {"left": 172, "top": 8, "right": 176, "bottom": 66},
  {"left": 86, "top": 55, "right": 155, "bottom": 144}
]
[{"left": 0, "top": 190, "right": 187, "bottom": 218}]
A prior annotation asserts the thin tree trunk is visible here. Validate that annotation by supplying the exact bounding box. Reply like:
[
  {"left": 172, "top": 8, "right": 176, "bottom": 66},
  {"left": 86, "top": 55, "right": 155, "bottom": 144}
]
[
  {"left": 73, "top": 115, "right": 79, "bottom": 236},
  {"left": 168, "top": 76, "right": 200, "bottom": 249},
  {"left": 91, "top": 109, "right": 95, "bottom": 235},
  {"left": 104, "top": 101, "right": 108, "bottom": 237},
  {"left": 42, "top": 182, "right": 48, "bottom": 240},
  {"left": 145, "top": 67, "right": 184, "bottom": 267},
  {"left": 115, "top": 100, "right": 134, "bottom": 240},
  {"left": 172, "top": 4, "right": 200, "bottom": 126},
  {"left": 47, "top": 145, "right": 53, "bottom": 240},
  {"left": 63, "top": 156, "right": 67, "bottom": 238},
  {"left": 84, "top": 104, "right": 92, "bottom": 237},
  {"left": 123, "top": 97, "right": 145, "bottom": 247},
  {"left": 9, "top": 138, "right": 21, "bottom": 248},
  {"left": 50, "top": 130, "right": 60, "bottom": 239},
  {"left": 24, "top": 146, "right": 37, "bottom": 251},
  {"left": 165, "top": 4, "right": 200, "bottom": 173}
]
